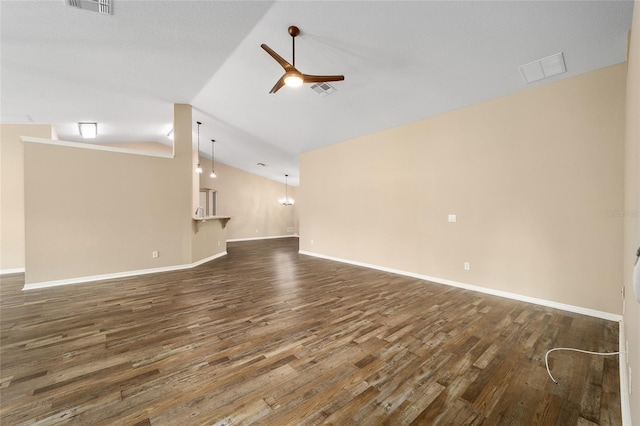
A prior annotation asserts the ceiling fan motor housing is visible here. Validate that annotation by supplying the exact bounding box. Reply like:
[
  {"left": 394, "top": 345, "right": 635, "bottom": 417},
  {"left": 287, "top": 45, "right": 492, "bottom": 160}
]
[{"left": 288, "top": 26, "right": 300, "bottom": 37}]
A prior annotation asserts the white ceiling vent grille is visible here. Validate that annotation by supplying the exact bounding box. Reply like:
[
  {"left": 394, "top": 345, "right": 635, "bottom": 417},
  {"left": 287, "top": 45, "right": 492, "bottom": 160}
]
[
  {"left": 66, "top": 0, "right": 112, "bottom": 15},
  {"left": 310, "top": 82, "right": 336, "bottom": 97},
  {"left": 519, "top": 52, "right": 566, "bottom": 84}
]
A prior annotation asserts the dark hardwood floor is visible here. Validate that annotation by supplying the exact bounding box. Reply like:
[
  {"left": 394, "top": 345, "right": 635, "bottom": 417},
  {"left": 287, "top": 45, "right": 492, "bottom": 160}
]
[{"left": 1, "top": 238, "right": 621, "bottom": 425}]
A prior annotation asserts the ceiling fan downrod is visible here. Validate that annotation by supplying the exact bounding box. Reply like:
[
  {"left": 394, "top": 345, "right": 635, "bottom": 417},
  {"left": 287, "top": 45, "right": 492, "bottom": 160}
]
[{"left": 289, "top": 26, "right": 299, "bottom": 67}]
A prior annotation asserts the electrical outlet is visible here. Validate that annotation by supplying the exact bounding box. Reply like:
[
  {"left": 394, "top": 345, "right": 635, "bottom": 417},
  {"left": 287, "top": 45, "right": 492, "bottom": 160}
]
[
  {"left": 152, "top": 251, "right": 159, "bottom": 258},
  {"left": 255, "top": 229, "right": 259, "bottom": 233},
  {"left": 287, "top": 227, "right": 294, "bottom": 233},
  {"left": 311, "top": 240, "right": 314, "bottom": 245},
  {"left": 464, "top": 262, "right": 470, "bottom": 271},
  {"left": 448, "top": 214, "right": 457, "bottom": 223},
  {"left": 217, "top": 241, "right": 221, "bottom": 246}
]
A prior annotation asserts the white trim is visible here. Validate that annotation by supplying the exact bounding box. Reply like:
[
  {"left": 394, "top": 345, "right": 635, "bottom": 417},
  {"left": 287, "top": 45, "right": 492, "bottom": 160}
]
[
  {"left": 192, "top": 215, "right": 231, "bottom": 222},
  {"left": 190, "top": 251, "right": 227, "bottom": 268},
  {"left": 21, "top": 136, "right": 174, "bottom": 159},
  {"left": 619, "top": 321, "right": 632, "bottom": 426},
  {"left": 22, "top": 252, "right": 227, "bottom": 291},
  {"left": 0, "top": 267, "right": 25, "bottom": 275},
  {"left": 298, "top": 250, "right": 622, "bottom": 322},
  {"left": 227, "top": 235, "right": 298, "bottom": 242}
]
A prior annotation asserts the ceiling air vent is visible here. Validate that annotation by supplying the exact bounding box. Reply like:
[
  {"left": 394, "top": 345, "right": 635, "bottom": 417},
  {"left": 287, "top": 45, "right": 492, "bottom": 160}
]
[
  {"left": 519, "top": 52, "right": 566, "bottom": 84},
  {"left": 66, "top": 0, "right": 112, "bottom": 15},
  {"left": 310, "top": 82, "right": 336, "bottom": 97}
]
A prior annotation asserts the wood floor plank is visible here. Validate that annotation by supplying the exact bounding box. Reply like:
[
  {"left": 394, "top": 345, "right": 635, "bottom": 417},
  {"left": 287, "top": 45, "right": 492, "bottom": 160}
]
[{"left": 0, "top": 238, "right": 622, "bottom": 425}]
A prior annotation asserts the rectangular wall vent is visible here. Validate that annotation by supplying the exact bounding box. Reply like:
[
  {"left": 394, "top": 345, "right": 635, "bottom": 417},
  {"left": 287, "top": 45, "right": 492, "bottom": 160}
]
[
  {"left": 519, "top": 52, "right": 566, "bottom": 84},
  {"left": 310, "top": 82, "right": 336, "bottom": 97},
  {"left": 66, "top": 0, "right": 112, "bottom": 15}
]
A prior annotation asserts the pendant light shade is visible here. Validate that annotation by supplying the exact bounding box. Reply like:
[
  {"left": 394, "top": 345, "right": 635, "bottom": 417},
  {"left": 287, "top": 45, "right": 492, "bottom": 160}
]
[
  {"left": 210, "top": 139, "right": 217, "bottom": 179},
  {"left": 279, "top": 174, "right": 294, "bottom": 206},
  {"left": 195, "top": 121, "right": 203, "bottom": 174}
]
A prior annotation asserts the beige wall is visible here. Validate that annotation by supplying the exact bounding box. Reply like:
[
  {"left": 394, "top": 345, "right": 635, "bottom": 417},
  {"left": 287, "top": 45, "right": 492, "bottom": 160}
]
[
  {"left": 191, "top": 219, "right": 227, "bottom": 262},
  {"left": 1, "top": 104, "right": 295, "bottom": 283},
  {"left": 197, "top": 160, "right": 298, "bottom": 241},
  {"left": 300, "top": 63, "right": 626, "bottom": 315},
  {"left": 22, "top": 104, "right": 196, "bottom": 284},
  {"left": 0, "top": 124, "right": 54, "bottom": 272},
  {"left": 623, "top": 2, "right": 640, "bottom": 424}
]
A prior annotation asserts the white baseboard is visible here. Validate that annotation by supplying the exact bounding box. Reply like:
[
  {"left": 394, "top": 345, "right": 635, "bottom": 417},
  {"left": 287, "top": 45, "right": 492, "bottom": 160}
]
[
  {"left": 190, "top": 251, "right": 228, "bottom": 268},
  {"left": 299, "top": 250, "right": 622, "bottom": 322},
  {"left": 22, "top": 251, "right": 227, "bottom": 291},
  {"left": 619, "top": 322, "right": 632, "bottom": 426},
  {"left": 1, "top": 267, "right": 25, "bottom": 275},
  {"left": 227, "top": 235, "right": 298, "bottom": 242}
]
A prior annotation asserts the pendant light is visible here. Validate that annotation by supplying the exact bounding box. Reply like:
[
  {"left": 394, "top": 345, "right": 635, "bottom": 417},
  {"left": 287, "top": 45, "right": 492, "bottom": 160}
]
[
  {"left": 210, "top": 139, "right": 217, "bottom": 178},
  {"left": 279, "top": 174, "right": 294, "bottom": 206},
  {"left": 195, "top": 121, "right": 203, "bottom": 174}
]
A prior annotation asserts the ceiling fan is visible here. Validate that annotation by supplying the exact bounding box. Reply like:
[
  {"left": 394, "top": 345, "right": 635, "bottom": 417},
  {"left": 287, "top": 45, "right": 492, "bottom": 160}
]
[{"left": 261, "top": 26, "right": 344, "bottom": 94}]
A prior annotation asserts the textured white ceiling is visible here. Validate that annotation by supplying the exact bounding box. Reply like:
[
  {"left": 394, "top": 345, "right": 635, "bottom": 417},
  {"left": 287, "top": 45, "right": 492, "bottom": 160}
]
[{"left": 1, "top": 1, "right": 634, "bottom": 186}]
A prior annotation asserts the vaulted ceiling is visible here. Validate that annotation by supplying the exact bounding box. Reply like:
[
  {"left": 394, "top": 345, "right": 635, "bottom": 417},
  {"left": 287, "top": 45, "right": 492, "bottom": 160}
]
[{"left": 1, "top": 1, "right": 634, "bottom": 186}]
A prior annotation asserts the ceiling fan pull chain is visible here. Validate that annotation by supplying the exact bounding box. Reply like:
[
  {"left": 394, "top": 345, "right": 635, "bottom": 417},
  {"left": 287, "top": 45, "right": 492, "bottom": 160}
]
[{"left": 292, "top": 34, "right": 295, "bottom": 67}]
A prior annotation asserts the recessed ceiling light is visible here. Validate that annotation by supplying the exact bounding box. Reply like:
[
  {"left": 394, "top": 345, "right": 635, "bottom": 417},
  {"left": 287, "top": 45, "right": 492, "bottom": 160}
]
[{"left": 78, "top": 122, "right": 97, "bottom": 139}]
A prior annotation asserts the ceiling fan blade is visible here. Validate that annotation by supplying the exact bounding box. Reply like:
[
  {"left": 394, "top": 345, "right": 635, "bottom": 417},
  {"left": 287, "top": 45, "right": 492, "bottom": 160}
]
[
  {"left": 269, "top": 75, "right": 286, "bottom": 94},
  {"left": 261, "top": 44, "right": 293, "bottom": 71},
  {"left": 302, "top": 74, "right": 345, "bottom": 83}
]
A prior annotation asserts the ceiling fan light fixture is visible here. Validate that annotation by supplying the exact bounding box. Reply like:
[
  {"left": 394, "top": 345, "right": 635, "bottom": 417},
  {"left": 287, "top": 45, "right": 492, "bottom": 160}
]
[{"left": 284, "top": 72, "right": 303, "bottom": 88}]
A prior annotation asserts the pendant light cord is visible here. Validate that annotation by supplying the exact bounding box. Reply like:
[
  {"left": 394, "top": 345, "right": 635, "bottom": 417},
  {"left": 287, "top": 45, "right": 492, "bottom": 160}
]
[
  {"left": 195, "top": 121, "right": 203, "bottom": 173},
  {"left": 211, "top": 139, "right": 215, "bottom": 171},
  {"left": 196, "top": 121, "right": 201, "bottom": 151}
]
